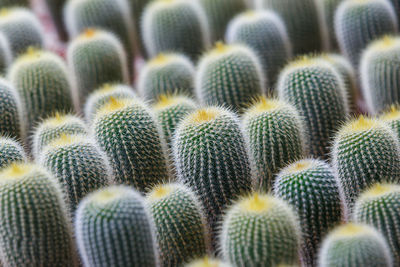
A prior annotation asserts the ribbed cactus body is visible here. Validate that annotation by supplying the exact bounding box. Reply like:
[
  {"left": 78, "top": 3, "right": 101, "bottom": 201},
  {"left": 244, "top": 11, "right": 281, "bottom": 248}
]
[
  {"left": 277, "top": 58, "right": 349, "bottom": 159},
  {"left": 196, "top": 43, "right": 265, "bottom": 112},
  {"left": 93, "top": 97, "right": 169, "bottom": 191},
  {"left": 173, "top": 107, "right": 252, "bottom": 244},
  {"left": 186, "top": 257, "right": 232, "bottom": 267},
  {"left": 354, "top": 184, "right": 400, "bottom": 265},
  {"left": 380, "top": 105, "right": 400, "bottom": 140},
  {"left": 0, "top": 8, "right": 43, "bottom": 56},
  {"left": 75, "top": 186, "right": 158, "bottom": 267},
  {"left": 0, "top": 0, "right": 29, "bottom": 7},
  {"left": 316, "top": 0, "right": 342, "bottom": 49},
  {"left": 142, "top": 0, "right": 210, "bottom": 61},
  {"left": 334, "top": 0, "right": 398, "bottom": 67},
  {"left": 0, "top": 163, "right": 78, "bottom": 266},
  {"left": 0, "top": 138, "right": 26, "bottom": 169},
  {"left": 68, "top": 29, "right": 129, "bottom": 106},
  {"left": 360, "top": 36, "right": 400, "bottom": 114},
  {"left": 44, "top": 0, "right": 68, "bottom": 40},
  {"left": 198, "top": 0, "right": 246, "bottom": 42},
  {"left": 318, "top": 223, "right": 393, "bottom": 267},
  {"left": 221, "top": 193, "right": 300, "bottom": 266},
  {"left": 243, "top": 97, "right": 305, "bottom": 191},
  {"left": 8, "top": 49, "right": 74, "bottom": 132},
  {"left": 138, "top": 53, "right": 195, "bottom": 101},
  {"left": 332, "top": 117, "right": 400, "bottom": 212},
  {"left": 39, "top": 134, "right": 112, "bottom": 213},
  {"left": 274, "top": 159, "right": 343, "bottom": 266},
  {"left": 255, "top": 0, "right": 322, "bottom": 55},
  {"left": 226, "top": 10, "right": 292, "bottom": 85},
  {"left": 0, "top": 32, "right": 11, "bottom": 73},
  {"left": 147, "top": 183, "right": 208, "bottom": 266}
]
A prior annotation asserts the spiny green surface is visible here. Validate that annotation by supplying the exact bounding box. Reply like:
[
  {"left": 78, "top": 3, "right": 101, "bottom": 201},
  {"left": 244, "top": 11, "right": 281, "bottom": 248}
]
[
  {"left": 0, "top": 138, "right": 26, "bottom": 169},
  {"left": 380, "top": 105, "right": 400, "bottom": 140}
]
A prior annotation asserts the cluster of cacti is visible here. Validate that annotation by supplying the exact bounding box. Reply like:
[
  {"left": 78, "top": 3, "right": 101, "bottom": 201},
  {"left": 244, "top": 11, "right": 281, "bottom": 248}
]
[{"left": 0, "top": 137, "right": 26, "bottom": 168}]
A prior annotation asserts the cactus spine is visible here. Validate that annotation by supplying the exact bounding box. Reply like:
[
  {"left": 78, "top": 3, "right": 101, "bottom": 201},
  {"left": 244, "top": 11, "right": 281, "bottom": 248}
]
[
  {"left": 334, "top": 0, "right": 398, "bottom": 67},
  {"left": 75, "top": 186, "right": 158, "bottom": 267},
  {"left": 196, "top": 43, "right": 265, "bottom": 112},
  {"left": 318, "top": 223, "right": 393, "bottom": 267},
  {"left": 147, "top": 183, "right": 209, "bottom": 266},
  {"left": 0, "top": 138, "right": 26, "bottom": 169},
  {"left": 274, "top": 159, "right": 343, "bottom": 266},
  {"left": 220, "top": 193, "right": 301, "bottom": 266},
  {"left": 0, "top": 163, "right": 78, "bottom": 266},
  {"left": 380, "top": 105, "right": 400, "bottom": 140}
]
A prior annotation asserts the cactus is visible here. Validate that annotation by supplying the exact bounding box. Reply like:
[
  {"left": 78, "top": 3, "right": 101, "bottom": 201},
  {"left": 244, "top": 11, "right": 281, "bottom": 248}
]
[
  {"left": 0, "top": 163, "right": 78, "bottom": 266},
  {"left": 360, "top": 36, "right": 400, "bottom": 114},
  {"left": 274, "top": 159, "right": 343, "bottom": 266},
  {"left": 138, "top": 53, "right": 195, "bottom": 101},
  {"left": 220, "top": 193, "right": 300, "bottom": 266},
  {"left": 0, "top": 137, "right": 26, "bottom": 169},
  {"left": 332, "top": 116, "right": 400, "bottom": 212},
  {"left": 380, "top": 105, "right": 400, "bottom": 140},
  {"left": 185, "top": 257, "right": 232, "bottom": 267},
  {"left": 334, "top": 0, "right": 398, "bottom": 67},
  {"left": 75, "top": 185, "right": 158, "bottom": 267},
  {"left": 277, "top": 57, "right": 349, "bottom": 159},
  {"left": 318, "top": 223, "right": 393, "bottom": 267},
  {"left": 353, "top": 183, "right": 400, "bottom": 265},
  {"left": 68, "top": 29, "right": 130, "bottom": 106},
  {"left": 242, "top": 97, "right": 306, "bottom": 191},
  {"left": 32, "top": 113, "right": 87, "bottom": 158},
  {"left": 0, "top": 8, "right": 44, "bottom": 57},
  {"left": 8, "top": 48, "right": 74, "bottom": 132},
  {"left": 0, "top": 0, "right": 29, "bottom": 8},
  {"left": 0, "top": 32, "right": 11, "bottom": 73},
  {"left": 39, "top": 134, "right": 112, "bottom": 213},
  {"left": 198, "top": 0, "right": 246, "bottom": 42},
  {"left": 196, "top": 42, "right": 265, "bottom": 112},
  {"left": 141, "top": 0, "right": 210, "bottom": 61},
  {"left": 315, "top": 0, "right": 343, "bottom": 49},
  {"left": 84, "top": 83, "right": 136, "bottom": 123},
  {"left": 146, "top": 183, "right": 209, "bottom": 266},
  {"left": 44, "top": 0, "right": 68, "bottom": 41},
  {"left": 173, "top": 107, "right": 252, "bottom": 245},
  {"left": 226, "top": 10, "right": 292, "bottom": 85},
  {"left": 255, "top": 0, "right": 323, "bottom": 55},
  {"left": 93, "top": 97, "right": 170, "bottom": 191}
]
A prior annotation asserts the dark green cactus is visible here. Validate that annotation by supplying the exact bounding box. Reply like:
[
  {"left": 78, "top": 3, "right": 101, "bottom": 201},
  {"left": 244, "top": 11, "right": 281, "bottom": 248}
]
[
  {"left": 75, "top": 185, "right": 158, "bottom": 267},
  {"left": 380, "top": 105, "right": 400, "bottom": 140},
  {"left": 0, "top": 137, "right": 26, "bottom": 169},
  {"left": 44, "top": 0, "right": 68, "bottom": 41},
  {"left": 274, "top": 159, "right": 344, "bottom": 266}
]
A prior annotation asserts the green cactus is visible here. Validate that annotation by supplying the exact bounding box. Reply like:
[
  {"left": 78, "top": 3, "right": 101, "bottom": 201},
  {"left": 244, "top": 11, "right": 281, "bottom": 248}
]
[
  {"left": 185, "top": 257, "right": 232, "bottom": 267},
  {"left": 146, "top": 183, "right": 209, "bottom": 266},
  {"left": 84, "top": 83, "right": 136, "bottom": 123},
  {"left": 173, "top": 107, "right": 252, "bottom": 245},
  {"left": 242, "top": 97, "right": 306, "bottom": 191},
  {"left": 315, "top": 0, "right": 343, "bottom": 49},
  {"left": 220, "top": 193, "right": 301, "bottom": 266},
  {"left": 8, "top": 48, "right": 74, "bottom": 132},
  {"left": 0, "top": 0, "right": 29, "bottom": 8},
  {"left": 68, "top": 29, "right": 130, "bottom": 106},
  {"left": 255, "top": 0, "right": 323, "bottom": 55},
  {"left": 353, "top": 183, "right": 400, "bottom": 265},
  {"left": 226, "top": 10, "right": 292, "bottom": 85},
  {"left": 32, "top": 113, "right": 87, "bottom": 158},
  {"left": 0, "top": 137, "right": 26, "bottom": 169},
  {"left": 138, "top": 53, "right": 195, "bottom": 101},
  {"left": 39, "top": 134, "right": 112, "bottom": 213},
  {"left": 141, "top": 0, "right": 210, "bottom": 61},
  {"left": 93, "top": 97, "right": 170, "bottom": 192},
  {"left": 332, "top": 116, "right": 400, "bottom": 212},
  {"left": 44, "top": 0, "right": 68, "bottom": 41},
  {"left": 75, "top": 185, "right": 158, "bottom": 267},
  {"left": 196, "top": 42, "right": 265, "bottom": 112},
  {"left": 334, "top": 0, "right": 398, "bottom": 67},
  {"left": 0, "top": 8, "right": 44, "bottom": 57},
  {"left": 0, "top": 163, "right": 78, "bottom": 266},
  {"left": 274, "top": 159, "right": 344, "bottom": 266},
  {"left": 318, "top": 223, "right": 393, "bottom": 267},
  {"left": 0, "top": 32, "right": 12, "bottom": 73},
  {"left": 277, "top": 57, "right": 349, "bottom": 159},
  {"left": 380, "top": 105, "right": 400, "bottom": 140},
  {"left": 198, "top": 0, "right": 246, "bottom": 42}
]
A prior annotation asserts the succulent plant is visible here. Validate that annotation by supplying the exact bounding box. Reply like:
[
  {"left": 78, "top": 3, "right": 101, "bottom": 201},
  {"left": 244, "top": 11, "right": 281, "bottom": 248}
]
[
  {"left": 380, "top": 105, "right": 400, "bottom": 140},
  {"left": 0, "top": 137, "right": 26, "bottom": 169}
]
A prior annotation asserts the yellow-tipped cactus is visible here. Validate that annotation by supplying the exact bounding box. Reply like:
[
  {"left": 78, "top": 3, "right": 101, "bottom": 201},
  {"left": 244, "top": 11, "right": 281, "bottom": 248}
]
[{"left": 380, "top": 105, "right": 400, "bottom": 140}]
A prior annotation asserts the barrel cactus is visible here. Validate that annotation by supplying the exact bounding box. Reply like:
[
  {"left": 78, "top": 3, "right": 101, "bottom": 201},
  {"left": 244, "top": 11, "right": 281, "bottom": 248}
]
[
  {"left": 380, "top": 105, "right": 400, "bottom": 140},
  {"left": 0, "top": 137, "right": 26, "bottom": 169}
]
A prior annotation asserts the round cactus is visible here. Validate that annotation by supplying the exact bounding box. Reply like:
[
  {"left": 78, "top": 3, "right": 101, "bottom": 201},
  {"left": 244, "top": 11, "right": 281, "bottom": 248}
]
[
  {"left": 334, "top": 0, "right": 398, "bottom": 67},
  {"left": 146, "top": 183, "right": 209, "bottom": 266},
  {"left": 138, "top": 53, "right": 195, "bottom": 101},
  {"left": 44, "top": 0, "right": 68, "bottom": 41},
  {"left": 141, "top": 0, "right": 210, "bottom": 61},
  {"left": 93, "top": 97, "right": 170, "bottom": 191},
  {"left": 243, "top": 96, "right": 306, "bottom": 191},
  {"left": 380, "top": 105, "right": 400, "bottom": 140},
  {"left": 0, "top": 32, "right": 12, "bottom": 73},
  {"left": 0, "top": 163, "right": 78, "bottom": 266},
  {"left": 185, "top": 257, "right": 232, "bottom": 267},
  {"left": 220, "top": 193, "right": 301, "bottom": 266},
  {"left": 226, "top": 10, "right": 292, "bottom": 85},
  {"left": 274, "top": 159, "right": 344, "bottom": 266},
  {"left": 0, "top": 137, "right": 26, "bottom": 169},
  {"left": 75, "top": 185, "right": 158, "bottom": 267},
  {"left": 318, "top": 223, "right": 393, "bottom": 267},
  {"left": 196, "top": 42, "right": 265, "bottom": 112}
]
